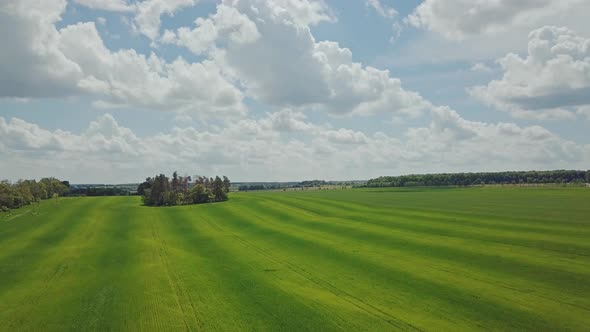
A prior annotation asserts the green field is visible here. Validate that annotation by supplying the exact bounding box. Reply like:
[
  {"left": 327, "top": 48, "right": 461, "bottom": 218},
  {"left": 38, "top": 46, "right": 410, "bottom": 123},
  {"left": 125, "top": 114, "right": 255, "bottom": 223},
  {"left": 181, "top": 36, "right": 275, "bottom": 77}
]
[{"left": 1, "top": 187, "right": 589, "bottom": 331}]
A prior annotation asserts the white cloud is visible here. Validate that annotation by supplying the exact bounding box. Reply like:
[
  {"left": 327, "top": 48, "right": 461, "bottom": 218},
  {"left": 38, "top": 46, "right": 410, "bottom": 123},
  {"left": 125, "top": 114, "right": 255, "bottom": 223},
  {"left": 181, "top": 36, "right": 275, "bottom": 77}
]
[
  {"left": 73, "top": 0, "right": 133, "bottom": 12},
  {"left": 402, "top": 107, "right": 590, "bottom": 169},
  {"left": 0, "top": 0, "right": 426, "bottom": 119},
  {"left": 387, "top": 0, "right": 590, "bottom": 67},
  {"left": 0, "top": 0, "right": 246, "bottom": 117},
  {"left": 0, "top": 0, "right": 82, "bottom": 97},
  {"left": 176, "top": 0, "right": 430, "bottom": 117},
  {"left": 2, "top": 110, "right": 588, "bottom": 183},
  {"left": 255, "top": 0, "right": 335, "bottom": 26},
  {"left": 470, "top": 62, "right": 493, "bottom": 73},
  {"left": 133, "top": 0, "right": 197, "bottom": 42},
  {"left": 366, "top": 0, "right": 397, "bottom": 19},
  {"left": 389, "top": 22, "right": 402, "bottom": 43},
  {"left": 160, "top": 29, "right": 177, "bottom": 44},
  {"left": 61, "top": 21, "right": 246, "bottom": 116},
  {"left": 406, "top": 0, "right": 583, "bottom": 40},
  {"left": 321, "top": 128, "right": 368, "bottom": 145},
  {"left": 174, "top": 3, "right": 261, "bottom": 54},
  {"left": 470, "top": 26, "right": 590, "bottom": 120}
]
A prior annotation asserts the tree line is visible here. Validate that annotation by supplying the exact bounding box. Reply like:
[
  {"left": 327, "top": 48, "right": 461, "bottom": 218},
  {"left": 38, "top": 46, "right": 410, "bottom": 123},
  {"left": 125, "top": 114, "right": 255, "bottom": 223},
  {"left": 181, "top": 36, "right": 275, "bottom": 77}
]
[
  {"left": 367, "top": 170, "right": 590, "bottom": 188},
  {"left": 238, "top": 180, "right": 330, "bottom": 191},
  {"left": 138, "top": 172, "right": 230, "bottom": 206},
  {"left": 0, "top": 178, "right": 70, "bottom": 212},
  {"left": 69, "top": 186, "right": 131, "bottom": 196}
]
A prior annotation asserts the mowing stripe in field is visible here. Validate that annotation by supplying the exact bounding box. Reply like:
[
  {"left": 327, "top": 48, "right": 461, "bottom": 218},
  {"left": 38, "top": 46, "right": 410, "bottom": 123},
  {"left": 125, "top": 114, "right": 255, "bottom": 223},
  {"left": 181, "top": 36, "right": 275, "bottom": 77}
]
[
  {"left": 267, "top": 188, "right": 590, "bottom": 226},
  {"left": 57, "top": 196, "right": 141, "bottom": 331},
  {"left": 0, "top": 198, "right": 96, "bottom": 260},
  {"left": 260, "top": 194, "right": 590, "bottom": 275},
  {"left": 232, "top": 197, "right": 590, "bottom": 329},
  {"left": 269, "top": 192, "right": 590, "bottom": 237},
  {"left": 265, "top": 195, "right": 590, "bottom": 264},
  {"left": 0, "top": 198, "right": 110, "bottom": 297},
  {"left": 200, "top": 201, "right": 567, "bottom": 330},
  {"left": 264, "top": 194, "right": 590, "bottom": 256},
  {"left": 0, "top": 197, "right": 117, "bottom": 329},
  {"left": 1, "top": 187, "right": 589, "bottom": 331},
  {"left": 153, "top": 205, "right": 377, "bottom": 331},
  {"left": 247, "top": 196, "right": 590, "bottom": 292}
]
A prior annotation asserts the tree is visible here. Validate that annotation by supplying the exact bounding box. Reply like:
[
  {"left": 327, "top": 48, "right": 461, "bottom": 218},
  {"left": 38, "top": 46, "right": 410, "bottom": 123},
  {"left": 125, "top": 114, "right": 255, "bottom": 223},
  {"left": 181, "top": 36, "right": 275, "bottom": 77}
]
[
  {"left": 366, "top": 170, "right": 589, "bottom": 188},
  {"left": 0, "top": 181, "right": 14, "bottom": 210},
  {"left": 222, "top": 176, "right": 231, "bottom": 193},
  {"left": 0, "top": 178, "right": 69, "bottom": 211},
  {"left": 142, "top": 189, "right": 153, "bottom": 206},
  {"left": 138, "top": 177, "right": 153, "bottom": 196},
  {"left": 141, "top": 172, "right": 229, "bottom": 206},
  {"left": 171, "top": 171, "right": 180, "bottom": 193},
  {"left": 162, "top": 191, "right": 176, "bottom": 206},
  {"left": 212, "top": 176, "right": 227, "bottom": 202},
  {"left": 189, "top": 184, "right": 209, "bottom": 204},
  {"left": 176, "top": 192, "right": 185, "bottom": 205},
  {"left": 147, "top": 174, "right": 170, "bottom": 206}
]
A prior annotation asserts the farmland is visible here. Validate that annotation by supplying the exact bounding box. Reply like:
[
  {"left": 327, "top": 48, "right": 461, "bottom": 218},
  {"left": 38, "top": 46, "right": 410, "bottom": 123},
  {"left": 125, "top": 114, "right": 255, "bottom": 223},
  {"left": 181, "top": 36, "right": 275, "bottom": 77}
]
[{"left": 1, "top": 187, "right": 589, "bottom": 331}]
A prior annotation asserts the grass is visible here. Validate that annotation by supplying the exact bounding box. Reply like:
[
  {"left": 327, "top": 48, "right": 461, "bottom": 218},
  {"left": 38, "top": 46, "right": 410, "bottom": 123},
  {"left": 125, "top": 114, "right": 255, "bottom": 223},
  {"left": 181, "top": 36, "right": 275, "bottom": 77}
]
[{"left": 1, "top": 187, "right": 589, "bottom": 331}]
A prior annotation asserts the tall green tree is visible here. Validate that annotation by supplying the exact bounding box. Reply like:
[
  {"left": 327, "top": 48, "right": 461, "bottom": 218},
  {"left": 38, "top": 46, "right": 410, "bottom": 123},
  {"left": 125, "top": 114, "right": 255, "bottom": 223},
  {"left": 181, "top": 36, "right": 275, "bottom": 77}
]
[
  {"left": 171, "top": 171, "right": 180, "bottom": 193},
  {"left": 212, "top": 176, "right": 227, "bottom": 202},
  {"left": 222, "top": 176, "right": 231, "bottom": 193}
]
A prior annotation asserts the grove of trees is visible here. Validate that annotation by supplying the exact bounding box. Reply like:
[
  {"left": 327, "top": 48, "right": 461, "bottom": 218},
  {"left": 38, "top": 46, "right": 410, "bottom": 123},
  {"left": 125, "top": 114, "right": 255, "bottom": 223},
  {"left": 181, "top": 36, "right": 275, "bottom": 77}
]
[
  {"left": 0, "top": 178, "right": 70, "bottom": 212},
  {"left": 139, "top": 172, "right": 230, "bottom": 206},
  {"left": 367, "top": 170, "right": 590, "bottom": 188}
]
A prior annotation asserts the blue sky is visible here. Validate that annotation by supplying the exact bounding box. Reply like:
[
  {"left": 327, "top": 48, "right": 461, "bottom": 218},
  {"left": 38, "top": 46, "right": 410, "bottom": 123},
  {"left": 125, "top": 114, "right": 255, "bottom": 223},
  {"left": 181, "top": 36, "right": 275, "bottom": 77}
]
[{"left": 1, "top": 0, "right": 589, "bottom": 183}]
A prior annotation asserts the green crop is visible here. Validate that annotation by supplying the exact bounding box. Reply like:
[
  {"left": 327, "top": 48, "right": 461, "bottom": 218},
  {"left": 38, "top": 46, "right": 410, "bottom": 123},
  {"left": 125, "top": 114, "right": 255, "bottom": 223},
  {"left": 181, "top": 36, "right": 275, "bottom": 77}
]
[{"left": 1, "top": 187, "right": 589, "bottom": 331}]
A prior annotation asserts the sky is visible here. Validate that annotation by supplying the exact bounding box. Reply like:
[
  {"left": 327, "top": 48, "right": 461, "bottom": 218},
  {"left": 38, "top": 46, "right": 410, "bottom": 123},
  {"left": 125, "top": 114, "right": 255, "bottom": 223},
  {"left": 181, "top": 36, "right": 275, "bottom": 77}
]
[{"left": 1, "top": 0, "right": 589, "bottom": 183}]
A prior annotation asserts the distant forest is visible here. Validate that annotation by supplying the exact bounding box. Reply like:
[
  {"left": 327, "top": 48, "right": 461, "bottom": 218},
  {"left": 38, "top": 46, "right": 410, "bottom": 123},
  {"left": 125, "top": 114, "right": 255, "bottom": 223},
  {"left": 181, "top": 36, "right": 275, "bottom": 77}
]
[
  {"left": 238, "top": 180, "right": 329, "bottom": 191},
  {"left": 69, "top": 186, "right": 131, "bottom": 197},
  {"left": 367, "top": 170, "right": 590, "bottom": 188},
  {"left": 138, "top": 172, "right": 230, "bottom": 207},
  {"left": 0, "top": 178, "right": 70, "bottom": 212}
]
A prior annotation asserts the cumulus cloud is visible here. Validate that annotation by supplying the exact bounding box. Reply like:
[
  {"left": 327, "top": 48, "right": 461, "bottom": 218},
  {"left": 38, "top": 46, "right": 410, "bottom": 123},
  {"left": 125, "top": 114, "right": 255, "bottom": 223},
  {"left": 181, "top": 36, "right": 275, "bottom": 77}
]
[
  {"left": 470, "top": 26, "right": 590, "bottom": 120},
  {"left": 75, "top": 0, "right": 197, "bottom": 43},
  {"left": 174, "top": 4, "right": 261, "bottom": 54},
  {"left": 0, "top": 0, "right": 246, "bottom": 117},
  {"left": 3, "top": 114, "right": 144, "bottom": 153},
  {"left": 73, "top": 0, "right": 134, "bottom": 12},
  {"left": 61, "top": 21, "right": 246, "bottom": 115},
  {"left": 403, "top": 107, "right": 590, "bottom": 169},
  {"left": 406, "top": 0, "right": 583, "bottom": 40},
  {"left": 254, "top": 0, "right": 335, "bottom": 26},
  {"left": 175, "top": 0, "right": 430, "bottom": 117},
  {"left": 1, "top": 0, "right": 427, "bottom": 119},
  {"left": 2, "top": 110, "right": 588, "bottom": 182},
  {"left": 134, "top": 0, "right": 197, "bottom": 42},
  {"left": 3, "top": 0, "right": 589, "bottom": 184},
  {"left": 0, "top": 0, "right": 82, "bottom": 97}
]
